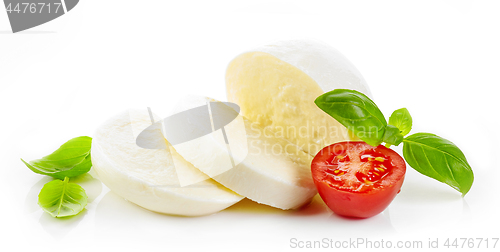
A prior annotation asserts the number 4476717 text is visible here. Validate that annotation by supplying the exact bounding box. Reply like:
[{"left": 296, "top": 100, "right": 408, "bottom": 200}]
[{"left": 6, "top": 3, "right": 62, "bottom": 14}]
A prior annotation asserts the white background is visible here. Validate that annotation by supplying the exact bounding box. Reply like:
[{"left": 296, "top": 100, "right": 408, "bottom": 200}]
[{"left": 1, "top": 0, "right": 499, "bottom": 251}]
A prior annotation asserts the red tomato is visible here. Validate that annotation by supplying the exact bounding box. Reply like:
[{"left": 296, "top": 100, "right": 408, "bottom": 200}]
[{"left": 311, "top": 141, "right": 406, "bottom": 218}]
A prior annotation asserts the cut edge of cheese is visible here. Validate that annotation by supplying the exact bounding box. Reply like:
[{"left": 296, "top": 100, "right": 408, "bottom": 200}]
[{"left": 226, "top": 39, "right": 372, "bottom": 156}]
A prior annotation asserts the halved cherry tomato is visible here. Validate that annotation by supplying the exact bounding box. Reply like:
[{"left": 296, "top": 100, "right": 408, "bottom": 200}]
[{"left": 311, "top": 141, "right": 406, "bottom": 218}]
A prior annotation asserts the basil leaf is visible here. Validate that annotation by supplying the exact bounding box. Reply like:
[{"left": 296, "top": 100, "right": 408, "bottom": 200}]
[
  {"left": 403, "top": 133, "right": 474, "bottom": 196},
  {"left": 382, "top": 125, "right": 403, "bottom": 146},
  {"left": 38, "top": 177, "right": 88, "bottom": 218},
  {"left": 315, "top": 89, "right": 387, "bottom": 146},
  {"left": 21, "top": 136, "right": 92, "bottom": 179},
  {"left": 389, "top": 108, "right": 412, "bottom": 136}
]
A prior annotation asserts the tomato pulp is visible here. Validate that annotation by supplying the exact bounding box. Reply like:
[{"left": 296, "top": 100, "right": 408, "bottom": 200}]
[{"left": 311, "top": 141, "right": 406, "bottom": 218}]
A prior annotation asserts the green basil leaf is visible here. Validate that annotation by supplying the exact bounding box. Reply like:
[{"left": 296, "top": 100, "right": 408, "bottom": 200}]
[
  {"left": 21, "top": 136, "right": 92, "bottom": 179},
  {"left": 38, "top": 177, "right": 88, "bottom": 218},
  {"left": 388, "top": 108, "right": 412, "bottom": 136},
  {"left": 382, "top": 125, "right": 403, "bottom": 146},
  {"left": 315, "top": 89, "right": 387, "bottom": 146},
  {"left": 403, "top": 133, "right": 474, "bottom": 196}
]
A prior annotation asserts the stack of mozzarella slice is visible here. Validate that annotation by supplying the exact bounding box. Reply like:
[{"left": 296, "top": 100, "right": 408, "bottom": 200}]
[
  {"left": 91, "top": 109, "right": 243, "bottom": 216},
  {"left": 169, "top": 96, "right": 317, "bottom": 210},
  {"left": 91, "top": 39, "right": 371, "bottom": 216}
]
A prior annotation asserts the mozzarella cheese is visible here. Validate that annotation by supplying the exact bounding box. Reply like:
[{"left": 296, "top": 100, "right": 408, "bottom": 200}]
[
  {"left": 91, "top": 109, "right": 243, "bottom": 216},
  {"left": 91, "top": 40, "right": 372, "bottom": 215},
  {"left": 169, "top": 97, "right": 317, "bottom": 210},
  {"left": 226, "top": 39, "right": 372, "bottom": 155}
]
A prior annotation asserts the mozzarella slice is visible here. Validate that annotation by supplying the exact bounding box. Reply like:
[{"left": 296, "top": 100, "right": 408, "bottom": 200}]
[
  {"left": 91, "top": 109, "right": 243, "bottom": 216},
  {"left": 226, "top": 39, "right": 372, "bottom": 155},
  {"left": 169, "top": 96, "right": 317, "bottom": 210}
]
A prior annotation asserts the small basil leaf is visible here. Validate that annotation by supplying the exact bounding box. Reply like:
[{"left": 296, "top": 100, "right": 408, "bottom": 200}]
[
  {"left": 38, "top": 177, "right": 88, "bottom": 218},
  {"left": 389, "top": 108, "right": 412, "bottom": 136},
  {"left": 315, "top": 89, "right": 387, "bottom": 146},
  {"left": 21, "top": 136, "right": 92, "bottom": 179},
  {"left": 403, "top": 133, "right": 474, "bottom": 196},
  {"left": 382, "top": 125, "right": 403, "bottom": 146}
]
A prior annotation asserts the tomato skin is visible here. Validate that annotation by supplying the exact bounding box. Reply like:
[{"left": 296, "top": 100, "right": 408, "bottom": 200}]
[
  {"left": 311, "top": 141, "right": 406, "bottom": 218},
  {"left": 315, "top": 174, "right": 404, "bottom": 218}
]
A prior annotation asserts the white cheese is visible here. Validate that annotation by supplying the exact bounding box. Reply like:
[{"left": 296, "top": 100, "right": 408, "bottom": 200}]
[
  {"left": 169, "top": 97, "right": 317, "bottom": 210},
  {"left": 91, "top": 109, "right": 243, "bottom": 216},
  {"left": 226, "top": 39, "right": 372, "bottom": 155}
]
